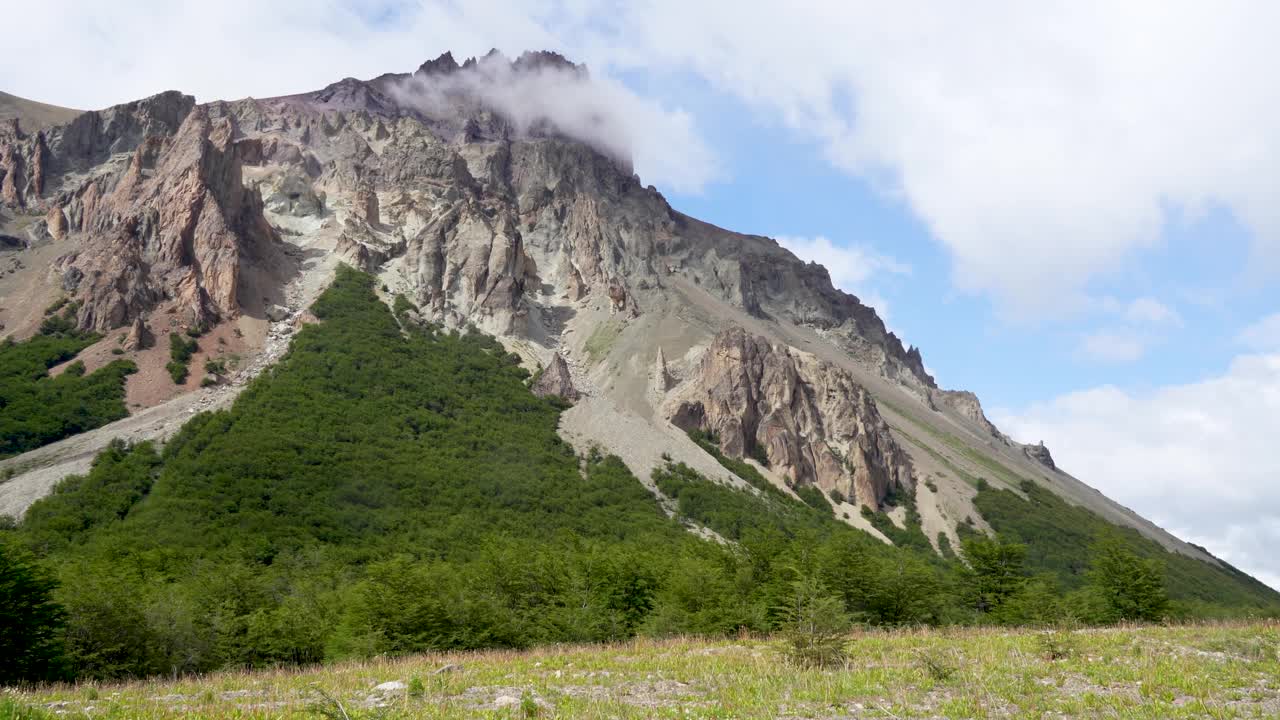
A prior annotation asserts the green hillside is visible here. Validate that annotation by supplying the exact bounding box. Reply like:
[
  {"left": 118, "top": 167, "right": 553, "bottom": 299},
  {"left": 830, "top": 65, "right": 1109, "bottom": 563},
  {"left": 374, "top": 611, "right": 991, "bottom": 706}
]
[
  {"left": 0, "top": 300, "right": 136, "bottom": 460},
  {"left": 3, "top": 267, "right": 1277, "bottom": 684}
]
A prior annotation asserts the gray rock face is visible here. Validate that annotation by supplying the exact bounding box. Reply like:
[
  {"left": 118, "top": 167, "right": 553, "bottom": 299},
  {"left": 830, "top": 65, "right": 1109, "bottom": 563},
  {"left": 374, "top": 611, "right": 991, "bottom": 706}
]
[
  {"left": 670, "top": 327, "right": 914, "bottom": 509},
  {"left": 930, "top": 389, "right": 1005, "bottom": 441},
  {"left": 1, "top": 95, "right": 279, "bottom": 332},
  {"left": 531, "top": 353, "right": 579, "bottom": 401},
  {"left": 652, "top": 346, "right": 672, "bottom": 393},
  {"left": 261, "top": 171, "right": 323, "bottom": 217},
  {"left": 1024, "top": 441, "right": 1057, "bottom": 470}
]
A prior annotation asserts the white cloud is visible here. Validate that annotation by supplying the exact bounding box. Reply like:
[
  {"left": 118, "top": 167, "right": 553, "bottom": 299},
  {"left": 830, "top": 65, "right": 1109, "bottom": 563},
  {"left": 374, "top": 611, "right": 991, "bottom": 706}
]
[
  {"left": 581, "top": 2, "right": 1280, "bottom": 315},
  {"left": 994, "top": 352, "right": 1280, "bottom": 590},
  {"left": 387, "top": 53, "right": 717, "bottom": 193},
  {"left": 1124, "top": 298, "right": 1182, "bottom": 327},
  {"left": 1079, "top": 330, "right": 1147, "bottom": 364},
  {"left": 1075, "top": 297, "right": 1181, "bottom": 363},
  {"left": 1238, "top": 312, "right": 1280, "bottom": 350},
  {"left": 774, "top": 235, "right": 908, "bottom": 322},
  {"left": 774, "top": 235, "right": 909, "bottom": 290}
]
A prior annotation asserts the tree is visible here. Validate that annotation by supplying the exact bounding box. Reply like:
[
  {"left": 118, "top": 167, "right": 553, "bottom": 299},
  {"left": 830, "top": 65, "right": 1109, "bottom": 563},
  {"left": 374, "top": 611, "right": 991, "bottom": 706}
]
[
  {"left": 960, "top": 537, "right": 1028, "bottom": 614},
  {"left": 0, "top": 539, "right": 66, "bottom": 684},
  {"left": 777, "top": 572, "right": 850, "bottom": 667},
  {"left": 1087, "top": 535, "right": 1169, "bottom": 622}
]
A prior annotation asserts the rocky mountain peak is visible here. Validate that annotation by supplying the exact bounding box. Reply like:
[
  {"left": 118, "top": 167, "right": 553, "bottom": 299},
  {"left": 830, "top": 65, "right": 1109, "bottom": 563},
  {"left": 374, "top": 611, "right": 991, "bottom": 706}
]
[
  {"left": 0, "top": 51, "right": 1227, "bottom": 571},
  {"left": 416, "top": 51, "right": 461, "bottom": 76}
]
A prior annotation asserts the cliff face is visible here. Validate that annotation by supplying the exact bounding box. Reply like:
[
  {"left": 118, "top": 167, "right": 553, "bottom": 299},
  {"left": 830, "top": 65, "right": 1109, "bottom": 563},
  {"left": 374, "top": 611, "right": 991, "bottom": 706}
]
[
  {"left": 670, "top": 327, "right": 914, "bottom": 508},
  {"left": 0, "top": 92, "right": 278, "bottom": 331}
]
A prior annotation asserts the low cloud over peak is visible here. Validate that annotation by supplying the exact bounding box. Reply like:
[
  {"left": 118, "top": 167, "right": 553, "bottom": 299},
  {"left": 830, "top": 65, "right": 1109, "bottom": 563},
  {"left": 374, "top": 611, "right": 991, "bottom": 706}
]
[{"left": 382, "top": 49, "right": 717, "bottom": 194}]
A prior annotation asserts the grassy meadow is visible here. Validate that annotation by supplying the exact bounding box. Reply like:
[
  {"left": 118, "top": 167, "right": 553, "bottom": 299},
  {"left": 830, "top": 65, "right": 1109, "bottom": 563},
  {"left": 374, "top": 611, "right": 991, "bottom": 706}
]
[{"left": 4, "top": 621, "right": 1278, "bottom": 719}]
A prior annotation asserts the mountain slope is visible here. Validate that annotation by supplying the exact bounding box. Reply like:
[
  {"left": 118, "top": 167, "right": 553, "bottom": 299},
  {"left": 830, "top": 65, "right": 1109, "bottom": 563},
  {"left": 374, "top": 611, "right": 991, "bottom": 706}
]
[
  {"left": 1, "top": 49, "right": 1277, "bottom": 632},
  {"left": 0, "top": 92, "right": 81, "bottom": 134},
  {"left": 7, "top": 267, "right": 926, "bottom": 678}
]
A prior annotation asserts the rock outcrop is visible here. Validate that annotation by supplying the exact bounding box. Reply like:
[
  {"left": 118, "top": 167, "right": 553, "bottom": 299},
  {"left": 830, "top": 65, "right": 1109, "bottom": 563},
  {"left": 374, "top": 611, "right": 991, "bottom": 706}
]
[
  {"left": 1, "top": 91, "right": 279, "bottom": 333},
  {"left": 1024, "top": 441, "right": 1056, "bottom": 470},
  {"left": 531, "top": 353, "right": 579, "bottom": 401},
  {"left": 56, "top": 107, "right": 278, "bottom": 330},
  {"left": 930, "top": 389, "right": 1005, "bottom": 441},
  {"left": 669, "top": 327, "right": 913, "bottom": 508},
  {"left": 652, "top": 347, "right": 672, "bottom": 393},
  {"left": 123, "top": 316, "right": 152, "bottom": 350}
]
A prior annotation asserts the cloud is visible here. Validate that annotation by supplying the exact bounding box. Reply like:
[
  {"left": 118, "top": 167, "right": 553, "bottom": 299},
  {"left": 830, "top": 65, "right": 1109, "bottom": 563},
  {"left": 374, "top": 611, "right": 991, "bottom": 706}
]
[
  {"left": 386, "top": 52, "right": 717, "bottom": 193},
  {"left": 1079, "top": 330, "right": 1147, "bottom": 363},
  {"left": 0, "top": 1, "right": 716, "bottom": 194},
  {"left": 1075, "top": 297, "right": 1181, "bottom": 363},
  {"left": 993, "top": 352, "right": 1280, "bottom": 590},
  {"left": 774, "top": 235, "right": 908, "bottom": 321},
  {"left": 1238, "top": 312, "right": 1280, "bottom": 350},
  {"left": 582, "top": 2, "right": 1280, "bottom": 315},
  {"left": 1124, "top": 298, "right": 1182, "bottom": 327}
]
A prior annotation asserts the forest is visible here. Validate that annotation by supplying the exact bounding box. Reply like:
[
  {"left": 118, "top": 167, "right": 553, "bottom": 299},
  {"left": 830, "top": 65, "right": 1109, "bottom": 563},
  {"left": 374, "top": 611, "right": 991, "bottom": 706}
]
[
  {"left": 0, "top": 300, "right": 136, "bottom": 460},
  {"left": 2, "top": 267, "right": 1277, "bottom": 685}
]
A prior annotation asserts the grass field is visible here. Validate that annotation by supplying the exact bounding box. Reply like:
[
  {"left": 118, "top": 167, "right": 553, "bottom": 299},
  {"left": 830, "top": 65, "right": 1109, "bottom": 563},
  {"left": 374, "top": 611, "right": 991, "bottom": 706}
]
[{"left": 4, "top": 622, "right": 1278, "bottom": 719}]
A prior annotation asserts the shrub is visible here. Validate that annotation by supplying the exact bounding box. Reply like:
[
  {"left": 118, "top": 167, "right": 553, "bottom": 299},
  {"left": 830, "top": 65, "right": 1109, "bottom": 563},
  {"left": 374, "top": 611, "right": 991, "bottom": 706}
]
[
  {"left": 407, "top": 676, "right": 426, "bottom": 698},
  {"left": 1036, "top": 626, "right": 1079, "bottom": 661},
  {"left": 169, "top": 333, "right": 198, "bottom": 363},
  {"left": 913, "top": 647, "right": 959, "bottom": 682},
  {"left": 166, "top": 361, "right": 189, "bottom": 384},
  {"left": 167, "top": 333, "right": 199, "bottom": 384},
  {"left": 794, "top": 484, "right": 833, "bottom": 514},
  {"left": 778, "top": 575, "right": 850, "bottom": 668}
]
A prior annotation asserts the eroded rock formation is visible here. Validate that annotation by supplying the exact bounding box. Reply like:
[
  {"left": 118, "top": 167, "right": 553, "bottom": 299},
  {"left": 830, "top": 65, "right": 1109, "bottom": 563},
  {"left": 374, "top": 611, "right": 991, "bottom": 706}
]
[
  {"left": 670, "top": 327, "right": 913, "bottom": 508},
  {"left": 1, "top": 91, "right": 279, "bottom": 332},
  {"left": 1024, "top": 441, "right": 1057, "bottom": 470},
  {"left": 531, "top": 353, "right": 579, "bottom": 401}
]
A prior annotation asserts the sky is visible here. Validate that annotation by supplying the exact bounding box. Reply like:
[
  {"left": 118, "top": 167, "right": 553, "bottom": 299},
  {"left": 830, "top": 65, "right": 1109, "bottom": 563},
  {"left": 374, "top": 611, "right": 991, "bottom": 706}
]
[{"left": 3, "top": 1, "right": 1278, "bottom": 589}]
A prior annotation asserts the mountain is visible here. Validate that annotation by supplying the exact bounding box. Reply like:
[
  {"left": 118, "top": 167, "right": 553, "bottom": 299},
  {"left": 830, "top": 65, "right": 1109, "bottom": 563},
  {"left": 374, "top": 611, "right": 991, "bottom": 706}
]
[{"left": 1, "top": 51, "right": 1277, "bottom": 677}]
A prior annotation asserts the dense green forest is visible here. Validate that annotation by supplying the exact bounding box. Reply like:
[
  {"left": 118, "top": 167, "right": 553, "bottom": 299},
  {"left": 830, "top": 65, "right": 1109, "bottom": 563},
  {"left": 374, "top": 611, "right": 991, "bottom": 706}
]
[
  {"left": 0, "top": 301, "right": 136, "bottom": 459},
  {"left": 1, "top": 267, "right": 1277, "bottom": 685},
  {"left": 970, "top": 479, "right": 1280, "bottom": 613}
]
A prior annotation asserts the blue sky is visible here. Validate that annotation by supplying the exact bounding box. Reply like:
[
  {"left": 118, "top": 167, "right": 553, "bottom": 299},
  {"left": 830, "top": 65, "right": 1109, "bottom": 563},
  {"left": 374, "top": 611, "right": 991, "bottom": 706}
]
[
  {"left": 673, "top": 93, "right": 1269, "bottom": 409},
  {"left": 3, "top": 0, "right": 1279, "bottom": 587}
]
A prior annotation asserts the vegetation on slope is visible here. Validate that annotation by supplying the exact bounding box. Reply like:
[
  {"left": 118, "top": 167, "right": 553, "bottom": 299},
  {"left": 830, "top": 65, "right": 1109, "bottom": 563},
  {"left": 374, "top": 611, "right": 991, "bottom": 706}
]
[
  {"left": 0, "top": 301, "right": 136, "bottom": 459},
  {"left": 2, "top": 267, "right": 1276, "bottom": 685},
  {"left": 972, "top": 479, "right": 1280, "bottom": 615}
]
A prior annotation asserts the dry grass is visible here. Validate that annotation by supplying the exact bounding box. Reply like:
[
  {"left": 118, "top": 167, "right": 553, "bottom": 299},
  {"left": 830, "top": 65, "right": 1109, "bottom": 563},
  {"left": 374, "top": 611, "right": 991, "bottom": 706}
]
[{"left": 5, "top": 621, "right": 1279, "bottom": 718}]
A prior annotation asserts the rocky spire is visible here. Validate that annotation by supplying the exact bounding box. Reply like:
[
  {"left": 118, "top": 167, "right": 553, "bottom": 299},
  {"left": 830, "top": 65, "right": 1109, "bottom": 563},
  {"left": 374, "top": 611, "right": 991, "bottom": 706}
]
[
  {"left": 1024, "top": 441, "right": 1057, "bottom": 470},
  {"left": 652, "top": 346, "right": 671, "bottom": 393},
  {"left": 416, "top": 51, "right": 460, "bottom": 76}
]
